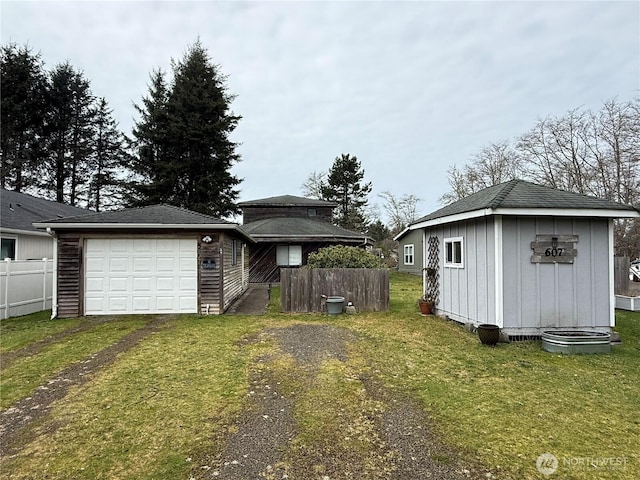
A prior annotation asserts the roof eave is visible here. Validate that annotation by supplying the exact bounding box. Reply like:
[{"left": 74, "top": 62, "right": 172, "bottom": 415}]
[
  {"left": 408, "top": 207, "right": 639, "bottom": 230},
  {"left": 32, "top": 222, "right": 256, "bottom": 243}
]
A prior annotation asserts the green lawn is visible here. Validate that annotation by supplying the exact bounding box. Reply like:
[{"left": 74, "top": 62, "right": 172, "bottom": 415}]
[{"left": 1, "top": 273, "right": 638, "bottom": 480}]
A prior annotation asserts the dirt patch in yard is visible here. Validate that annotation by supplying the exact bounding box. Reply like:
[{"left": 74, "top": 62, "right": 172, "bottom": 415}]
[
  {"left": 0, "top": 316, "right": 171, "bottom": 458},
  {"left": 194, "top": 323, "right": 497, "bottom": 480}
]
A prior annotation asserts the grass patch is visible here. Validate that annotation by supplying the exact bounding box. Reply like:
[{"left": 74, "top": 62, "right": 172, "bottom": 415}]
[
  {"left": 2, "top": 315, "right": 267, "bottom": 480},
  {"left": 0, "top": 317, "right": 149, "bottom": 409},
  {"left": 344, "top": 273, "right": 640, "bottom": 480},
  {"left": 0, "top": 310, "right": 80, "bottom": 354}
]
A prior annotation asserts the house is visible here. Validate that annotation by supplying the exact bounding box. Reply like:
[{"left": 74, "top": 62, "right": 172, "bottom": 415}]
[
  {"left": 396, "top": 228, "right": 424, "bottom": 276},
  {"left": 1, "top": 188, "right": 89, "bottom": 260},
  {"left": 34, "top": 204, "right": 255, "bottom": 318},
  {"left": 239, "top": 195, "right": 374, "bottom": 283},
  {"left": 396, "top": 180, "right": 640, "bottom": 338}
]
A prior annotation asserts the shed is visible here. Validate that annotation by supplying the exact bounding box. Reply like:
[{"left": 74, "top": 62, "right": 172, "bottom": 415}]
[
  {"left": 397, "top": 180, "right": 640, "bottom": 337},
  {"left": 239, "top": 195, "right": 373, "bottom": 283},
  {"left": 34, "top": 204, "right": 255, "bottom": 318}
]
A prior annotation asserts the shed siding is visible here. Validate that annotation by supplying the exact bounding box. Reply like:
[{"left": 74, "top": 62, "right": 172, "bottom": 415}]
[
  {"left": 428, "top": 217, "right": 495, "bottom": 325},
  {"left": 501, "top": 217, "right": 611, "bottom": 334}
]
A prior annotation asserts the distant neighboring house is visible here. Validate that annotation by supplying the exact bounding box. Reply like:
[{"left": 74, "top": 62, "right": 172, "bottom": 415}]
[
  {"left": 239, "top": 195, "right": 374, "bottom": 283},
  {"left": 396, "top": 180, "right": 639, "bottom": 338},
  {"left": 34, "top": 204, "right": 255, "bottom": 318},
  {"left": 1, "top": 188, "right": 89, "bottom": 260},
  {"left": 396, "top": 228, "right": 423, "bottom": 276}
]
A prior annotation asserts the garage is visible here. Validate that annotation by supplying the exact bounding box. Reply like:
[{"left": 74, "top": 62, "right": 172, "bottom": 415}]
[
  {"left": 34, "top": 204, "right": 255, "bottom": 318},
  {"left": 84, "top": 238, "right": 197, "bottom": 315}
]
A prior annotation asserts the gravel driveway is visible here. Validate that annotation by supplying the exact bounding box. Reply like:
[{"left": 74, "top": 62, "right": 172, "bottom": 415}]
[{"left": 195, "top": 323, "right": 496, "bottom": 480}]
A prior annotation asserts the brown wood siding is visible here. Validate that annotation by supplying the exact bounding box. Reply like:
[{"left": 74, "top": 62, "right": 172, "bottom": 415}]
[
  {"left": 198, "top": 233, "right": 221, "bottom": 314},
  {"left": 248, "top": 242, "right": 357, "bottom": 283},
  {"left": 221, "top": 234, "right": 247, "bottom": 311},
  {"left": 56, "top": 234, "right": 82, "bottom": 318},
  {"left": 243, "top": 206, "right": 333, "bottom": 224}
]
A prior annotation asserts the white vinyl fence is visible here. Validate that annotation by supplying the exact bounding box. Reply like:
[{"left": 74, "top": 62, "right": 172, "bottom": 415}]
[{"left": 0, "top": 258, "right": 53, "bottom": 319}]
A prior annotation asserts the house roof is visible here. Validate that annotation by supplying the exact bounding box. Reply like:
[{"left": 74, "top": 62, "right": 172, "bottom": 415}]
[
  {"left": 398, "top": 180, "right": 639, "bottom": 238},
  {"left": 243, "top": 217, "right": 373, "bottom": 244},
  {"left": 238, "top": 195, "right": 337, "bottom": 208},
  {"left": 33, "top": 204, "right": 255, "bottom": 242},
  {"left": 1, "top": 188, "right": 90, "bottom": 235}
]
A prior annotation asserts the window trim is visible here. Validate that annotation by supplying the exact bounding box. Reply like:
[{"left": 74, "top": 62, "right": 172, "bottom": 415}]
[
  {"left": 403, "top": 244, "right": 414, "bottom": 266},
  {"left": 231, "top": 239, "right": 239, "bottom": 266},
  {"left": 276, "top": 244, "right": 303, "bottom": 267},
  {"left": 1, "top": 236, "right": 17, "bottom": 260},
  {"left": 444, "top": 236, "right": 464, "bottom": 268}
]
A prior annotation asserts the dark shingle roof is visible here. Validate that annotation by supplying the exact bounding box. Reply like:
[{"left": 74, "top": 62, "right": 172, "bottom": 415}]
[
  {"left": 413, "top": 180, "right": 638, "bottom": 224},
  {"left": 238, "top": 195, "right": 336, "bottom": 208},
  {"left": 243, "top": 217, "right": 371, "bottom": 243},
  {"left": 33, "top": 204, "right": 255, "bottom": 242},
  {"left": 35, "top": 204, "right": 234, "bottom": 225},
  {"left": 1, "top": 189, "right": 90, "bottom": 233}
]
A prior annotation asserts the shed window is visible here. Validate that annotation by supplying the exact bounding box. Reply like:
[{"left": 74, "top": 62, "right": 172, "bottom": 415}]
[
  {"left": 1, "top": 238, "right": 16, "bottom": 260},
  {"left": 307, "top": 208, "right": 317, "bottom": 217},
  {"left": 277, "top": 245, "right": 302, "bottom": 266},
  {"left": 444, "top": 237, "right": 463, "bottom": 268},
  {"left": 403, "top": 244, "right": 414, "bottom": 265}
]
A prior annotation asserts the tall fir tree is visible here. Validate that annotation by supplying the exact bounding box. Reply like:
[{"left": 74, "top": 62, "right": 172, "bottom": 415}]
[
  {"left": 0, "top": 43, "right": 48, "bottom": 191},
  {"left": 89, "top": 97, "right": 128, "bottom": 211},
  {"left": 131, "top": 41, "right": 242, "bottom": 217},
  {"left": 43, "top": 62, "right": 96, "bottom": 205},
  {"left": 321, "top": 153, "right": 372, "bottom": 232}
]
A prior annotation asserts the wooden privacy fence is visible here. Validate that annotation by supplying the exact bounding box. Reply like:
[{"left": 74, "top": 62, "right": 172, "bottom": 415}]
[
  {"left": 614, "top": 256, "right": 630, "bottom": 295},
  {"left": 280, "top": 268, "right": 389, "bottom": 313},
  {"left": 1, "top": 258, "right": 53, "bottom": 319}
]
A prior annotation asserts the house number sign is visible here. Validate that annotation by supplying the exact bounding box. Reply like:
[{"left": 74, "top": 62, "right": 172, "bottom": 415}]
[{"left": 530, "top": 235, "right": 578, "bottom": 264}]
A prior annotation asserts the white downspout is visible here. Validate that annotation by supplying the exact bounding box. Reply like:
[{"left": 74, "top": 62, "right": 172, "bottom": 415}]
[{"left": 47, "top": 227, "right": 58, "bottom": 319}]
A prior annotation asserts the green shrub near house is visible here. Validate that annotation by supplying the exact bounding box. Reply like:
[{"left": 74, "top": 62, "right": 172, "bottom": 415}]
[{"left": 306, "top": 245, "right": 386, "bottom": 269}]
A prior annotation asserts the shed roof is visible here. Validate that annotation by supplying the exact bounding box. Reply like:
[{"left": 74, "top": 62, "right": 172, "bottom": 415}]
[
  {"left": 238, "top": 195, "right": 337, "bottom": 208},
  {"left": 243, "top": 217, "right": 372, "bottom": 244},
  {"left": 1, "top": 188, "right": 90, "bottom": 234},
  {"left": 33, "top": 204, "right": 255, "bottom": 242},
  {"left": 400, "top": 180, "right": 639, "bottom": 237}
]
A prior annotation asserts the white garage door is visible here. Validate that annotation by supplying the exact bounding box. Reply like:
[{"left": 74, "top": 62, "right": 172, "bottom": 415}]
[{"left": 84, "top": 238, "right": 197, "bottom": 315}]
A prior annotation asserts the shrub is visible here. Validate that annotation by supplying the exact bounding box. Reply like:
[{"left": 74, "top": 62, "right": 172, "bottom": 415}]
[{"left": 306, "top": 245, "right": 386, "bottom": 269}]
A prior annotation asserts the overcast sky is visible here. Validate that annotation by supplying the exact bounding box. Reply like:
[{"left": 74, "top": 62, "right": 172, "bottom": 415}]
[{"left": 2, "top": 0, "right": 639, "bottom": 220}]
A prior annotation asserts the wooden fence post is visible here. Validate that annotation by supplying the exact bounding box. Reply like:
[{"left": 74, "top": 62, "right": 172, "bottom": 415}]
[{"left": 614, "top": 256, "right": 630, "bottom": 295}]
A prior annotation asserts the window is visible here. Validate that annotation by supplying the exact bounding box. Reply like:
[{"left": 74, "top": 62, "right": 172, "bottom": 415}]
[
  {"left": 444, "top": 237, "right": 463, "bottom": 267},
  {"left": 1, "top": 238, "right": 16, "bottom": 260},
  {"left": 403, "top": 244, "right": 414, "bottom": 265},
  {"left": 277, "top": 245, "right": 303, "bottom": 266},
  {"left": 231, "top": 240, "right": 239, "bottom": 266},
  {"left": 307, "top": 208, "right": 317, "bottom": 217}
]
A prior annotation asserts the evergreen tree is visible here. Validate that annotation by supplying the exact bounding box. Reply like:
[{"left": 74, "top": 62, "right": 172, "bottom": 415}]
[
  {"left": 89, "top": 98, "right": 128, "bottom": 211},
  {"left": 131, "top": 41, "right": 242, "bottom": 217},
  {"left": 42, "top": 62, "right": 96, "bottom": 204},
  {"left": 321, "top": 153, "right": 372, "bottom": 232},
  {"left": 0, "top": 43, "right": 48, "bottom": 191},
  {"left": 129, "top": 69, "right": 172, "bottom": 205}
]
